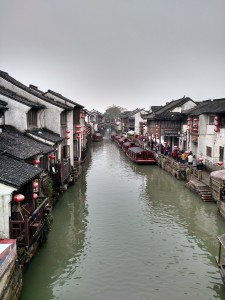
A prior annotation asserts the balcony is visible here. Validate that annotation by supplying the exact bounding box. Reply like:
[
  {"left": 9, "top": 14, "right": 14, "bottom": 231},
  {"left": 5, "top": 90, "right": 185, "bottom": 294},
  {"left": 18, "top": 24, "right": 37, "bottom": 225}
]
[
  {"left": 9, "top": 197, "right": 51, "bottom": 248},
  {"left": 54, "top": 158, "right": 71, "bottom": 186}
]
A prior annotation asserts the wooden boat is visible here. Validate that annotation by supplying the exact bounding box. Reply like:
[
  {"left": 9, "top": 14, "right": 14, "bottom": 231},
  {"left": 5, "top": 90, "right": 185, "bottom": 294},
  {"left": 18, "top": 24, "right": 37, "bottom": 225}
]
[
  {"left": 92, "top": 132, "right": 103, "bottom": 142},
  {"left": 215, "top": 234, "right": 225, "bottom": 284},
  {"left": 117, "top": 137, "right": 129, "bottom": 147},
  {"left": 126, "top": 146, "right": 156, "bottom": 165},
  {"left": 122, "top": 141, "right": 136, "bottom": 153}
]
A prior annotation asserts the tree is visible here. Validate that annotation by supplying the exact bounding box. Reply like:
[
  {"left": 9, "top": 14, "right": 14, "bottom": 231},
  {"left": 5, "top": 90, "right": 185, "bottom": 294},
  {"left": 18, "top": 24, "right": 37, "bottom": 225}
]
[{"left": 104, "top": 105, "right": 126, "bottom": 121}]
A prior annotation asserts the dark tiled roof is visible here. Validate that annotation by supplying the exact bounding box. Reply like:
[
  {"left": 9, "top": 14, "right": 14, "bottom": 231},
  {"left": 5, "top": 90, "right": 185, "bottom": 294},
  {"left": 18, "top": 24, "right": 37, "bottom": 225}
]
[
  {"left": 0, "top": 71, "right": 73, "bottom": 110},
  {"left": 0, "top": 154, "right": 42, "bottom": 188},
  {"left": 186, "top": 99, "right": 225, "bottom": 116},
  {"left": 0, "top": 86, "right": 45, "bottom": 109},
  {"left": 154, "top": 96, "right": 195, "bottom": 115},
  {"left": 0, "top": 126, "right": 54, "bottom": 160},
  {"left": 44, "top": 90, "right": 83, "bottom": 108},
  {"left": 156, "top": 111, "right": 184, "bottom": 121},
  {"left": 152, "top": 106, "right": 162, "bottom": 112},
  {"left": 26, "top": 128, "right": 63, "bottom": 144}
]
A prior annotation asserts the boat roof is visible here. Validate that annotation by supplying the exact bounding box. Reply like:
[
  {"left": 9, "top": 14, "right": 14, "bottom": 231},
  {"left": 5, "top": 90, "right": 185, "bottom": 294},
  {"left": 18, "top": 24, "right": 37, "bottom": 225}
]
[
  {"left": 128, "top": 147, "right": 146, "bottom": 153},
  {"left": 123, "top": 142, "right": 133, "bottom": 146},
  {"left": 218, "top": 234, "right": 225, "bottom": 248}
]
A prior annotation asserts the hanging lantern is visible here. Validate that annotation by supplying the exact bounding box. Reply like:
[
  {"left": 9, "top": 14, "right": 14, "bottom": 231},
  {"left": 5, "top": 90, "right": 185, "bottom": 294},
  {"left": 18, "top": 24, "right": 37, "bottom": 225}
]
[
  {"left": 32, "top": 193, "right": 38, "bottom": 200},
  {"left": 33, "top": 181, "right": 38, "bottom": 189},
  {"left": 77, "top": 135, "right": 81, "bottom": 139},
  {"left": 193, "top": 118, "right": 198, "bottom": 122},
  {"left": 155, "top": 128, "right": 159, "bottom": 132},
  {"left": 214, "top": 116, "right": 219, "bottom": 121},
  {"left": 75, "top": 125, "right": 82, "bottom": 128},
  {"left": 66, "top": 129, "right": 70, "bottom": 134},
  {"left": 65, "top": 134, "right": 70, "bottom": 140},
  {"left": 32, "top": 159, "right": 40, "bottom": 165},
  {"left": 217, "top": 161, "right": 223, "bottom": 166},
  {"left": 75, "top": 130, "right": 81, "bottom": 134},
  {"left": 214, "top": 121, "right": 220, "bottom": 127},
  {"left": 13, "top": 194, "right": 25, "bottom": 203},
  {"left": 193, "top": 128, "right": 198, "bottom": 132},
  {"left": 187, "top": 117, "right": 191, "bottom": 121},
  {"left": 214, "top": 127, "right": 220, "bottom": 133},
  {"left": 49, "top": 155, "right": 56, "bottom": 160},
  {"left": 174, "top": 145, "right": 178, "bottom": 149},
  {"left": 193, "top": 123, "right": 198, "bottom": 128}
]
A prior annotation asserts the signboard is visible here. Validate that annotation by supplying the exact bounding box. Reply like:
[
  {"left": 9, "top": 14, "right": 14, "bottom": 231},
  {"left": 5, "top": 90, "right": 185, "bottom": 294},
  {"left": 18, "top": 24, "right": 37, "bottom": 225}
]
[{"left": 163, "top": 130, "right": 179, "bottom": 137}]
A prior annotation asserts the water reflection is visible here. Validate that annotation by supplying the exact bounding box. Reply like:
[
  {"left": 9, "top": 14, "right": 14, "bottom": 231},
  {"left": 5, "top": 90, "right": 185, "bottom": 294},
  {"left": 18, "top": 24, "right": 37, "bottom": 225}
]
[{"left": 21, "top": 137, "right": 225, "bottom": 300}]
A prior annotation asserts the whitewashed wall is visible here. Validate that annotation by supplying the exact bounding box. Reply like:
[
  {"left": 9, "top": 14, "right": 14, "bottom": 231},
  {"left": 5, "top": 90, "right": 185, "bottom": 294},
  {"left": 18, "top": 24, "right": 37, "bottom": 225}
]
[
  {"left": 1, "top": 94, "right": 29, "bottom": 131},
  {"left": 0, "top": 184, "right": 15, "bottom": 239},
  {"left": 0, "top": 77, "right": 63, "bottom": 134}
]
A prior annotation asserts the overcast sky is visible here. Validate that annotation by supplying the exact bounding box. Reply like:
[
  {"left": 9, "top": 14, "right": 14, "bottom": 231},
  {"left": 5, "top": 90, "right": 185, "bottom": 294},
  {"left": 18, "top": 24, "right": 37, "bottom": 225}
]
[{"left": 1, "top": 0, "right": 225, "bottom": 113}]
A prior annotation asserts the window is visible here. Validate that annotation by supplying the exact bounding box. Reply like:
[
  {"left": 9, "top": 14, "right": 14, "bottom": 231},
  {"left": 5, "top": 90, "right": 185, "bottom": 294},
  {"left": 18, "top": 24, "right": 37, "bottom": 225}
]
[
  {"left": 206, "top": 146, "right": 212, "bottom": 157},
  {"left": 27, "top": 109, "right": 37, "bottom": 127},
  {"left": 208, "top": 116, "right": 214, "bottom": 125},
  {"left": 219, "top": 146, "right": 224, "bottom": 161},
  {"left": 61, "top": 111, "right": 67, "bottom": 125}
]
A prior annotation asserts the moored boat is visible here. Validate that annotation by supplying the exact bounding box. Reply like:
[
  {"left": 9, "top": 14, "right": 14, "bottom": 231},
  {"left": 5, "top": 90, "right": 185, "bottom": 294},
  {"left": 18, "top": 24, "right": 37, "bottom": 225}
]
[
  {"left": 92, "top": 132, "right": 103, "bottom": 142},
  {"left": 215, "top": 234, "right": 225, "bottom": 284},
  {"left": 122, "top": 141, "right": 136, "bottom": 153},
  {"left": 126, "top": 146, "right": 156, "bottom": 164}
]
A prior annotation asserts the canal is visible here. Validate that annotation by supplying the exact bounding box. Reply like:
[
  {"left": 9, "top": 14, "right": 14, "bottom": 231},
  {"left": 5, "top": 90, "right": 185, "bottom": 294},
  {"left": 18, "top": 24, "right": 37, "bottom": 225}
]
[{"left": 21, "top": 134, "right": 225, "bottom": 300}]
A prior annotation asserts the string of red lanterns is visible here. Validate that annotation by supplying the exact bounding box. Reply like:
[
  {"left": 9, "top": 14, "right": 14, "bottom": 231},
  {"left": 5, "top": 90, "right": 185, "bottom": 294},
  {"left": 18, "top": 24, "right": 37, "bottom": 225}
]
[{"left": 214, "top": 116, "right": 220, "bottom": 133}]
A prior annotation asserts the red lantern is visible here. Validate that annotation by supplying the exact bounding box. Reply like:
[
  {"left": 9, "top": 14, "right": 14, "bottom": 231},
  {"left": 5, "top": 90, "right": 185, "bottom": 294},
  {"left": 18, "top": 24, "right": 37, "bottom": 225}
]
[
  {"left": 75, "top": 125, "right": 82, "bottom": 128},
  {"left": 32, "top": 193, "right": 38, "bottom": 200},
  {"left": 214, "top": 121, "right": 220, "bottom": 126},
  {"left": 13, "top": 194, "right": 25, "bottom": 203},
  {"left": 33, "top": 182, "right": 38, "bottom": 189},
  {"left": 49, "top": 155, "right": 56, "bottom": 160},
  {"left": 217, "top": 161, "right": 223, "bottom": 166},
  {"left": 193, "top": 124, "right": 198, "bottom": 128},
  {"left": 214, "top": 116, "right": 219, "bottom": 121},
  {"left": 65, "top": 135, "right": 70, "bottom": 140},
  {"left": 214, "top": 127, "right": 220, "bottom": 133},
  {"left": 66, "top": 129, "right": 70, "bottom": 134},
  {"left": 155, "top": 128, "right": 159, "bottom": 132},
  {"left": 193, "top": 118, "right": 198, "bottom": 122},
  {"left": 174, "top": 145, "right": 178, "bottom": 149},
  {"left": 193, "top": 128, "right": 198, "bottom": 132},
  {"left": 75, "top": 130, "right": 81, "bottom": 134},
  {"left": 187, "top": 117, "right": 191, "bottom": 121},
  {"left": 80, "top": 111, "right": 85, "bottom": 119},
  {"left": 77, "top": 135, "right": 81, "bottom": 139},
  {"left": 32, "top": 159, "right": 40, "bottom": 165}
]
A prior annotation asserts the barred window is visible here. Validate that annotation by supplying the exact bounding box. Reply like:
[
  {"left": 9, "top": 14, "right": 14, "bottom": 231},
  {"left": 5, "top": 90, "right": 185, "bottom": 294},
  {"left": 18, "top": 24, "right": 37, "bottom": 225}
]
[
  {"left": 206, "top": 146, "right": 212, "bottom": 157},
  {"left": 27, "top": 109, "right": 37, "bottom": 127},
  {"left": 61, "top": 111, "right": 67, "bottom": 125}
]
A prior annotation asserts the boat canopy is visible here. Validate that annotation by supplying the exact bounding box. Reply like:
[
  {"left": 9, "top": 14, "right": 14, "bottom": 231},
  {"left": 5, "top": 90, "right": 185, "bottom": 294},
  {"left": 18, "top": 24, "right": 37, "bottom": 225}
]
[
  {"left": 218, "top": 234, "right": 225, "bottom": 248},
  {"left": 129, "top": 147, "right": 145, "bottom": 153}
]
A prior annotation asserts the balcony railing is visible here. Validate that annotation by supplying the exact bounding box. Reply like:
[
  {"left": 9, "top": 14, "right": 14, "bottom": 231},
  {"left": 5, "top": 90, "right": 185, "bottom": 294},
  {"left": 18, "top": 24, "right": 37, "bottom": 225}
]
[
  {"left": 54, "top": 158, "right": 71, "bottom": 185},
  {"left": 9, "top": 197, "right": 51, "bottom": 248}
]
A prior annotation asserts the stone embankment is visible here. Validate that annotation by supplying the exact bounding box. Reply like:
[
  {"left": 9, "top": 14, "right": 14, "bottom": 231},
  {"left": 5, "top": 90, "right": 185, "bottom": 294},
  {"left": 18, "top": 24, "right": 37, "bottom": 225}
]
[{"left": 157, "top": 154, "right": 214, "bottom": 202}]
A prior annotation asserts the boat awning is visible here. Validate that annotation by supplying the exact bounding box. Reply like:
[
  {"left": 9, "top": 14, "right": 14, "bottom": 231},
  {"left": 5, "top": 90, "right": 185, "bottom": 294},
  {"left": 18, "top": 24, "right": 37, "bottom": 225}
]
[
  {"left": 218, "top": 234, "right": 225, "bottom": 248},
  {"left": 129, "top": 147, "right": 144, "bottom": 153}
]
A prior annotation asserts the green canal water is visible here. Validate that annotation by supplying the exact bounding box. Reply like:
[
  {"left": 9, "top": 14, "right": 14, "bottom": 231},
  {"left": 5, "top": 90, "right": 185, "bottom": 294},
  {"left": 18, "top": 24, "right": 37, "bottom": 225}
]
[{"left": 21, "top": 135, "right": 225, "bottom": 300}]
